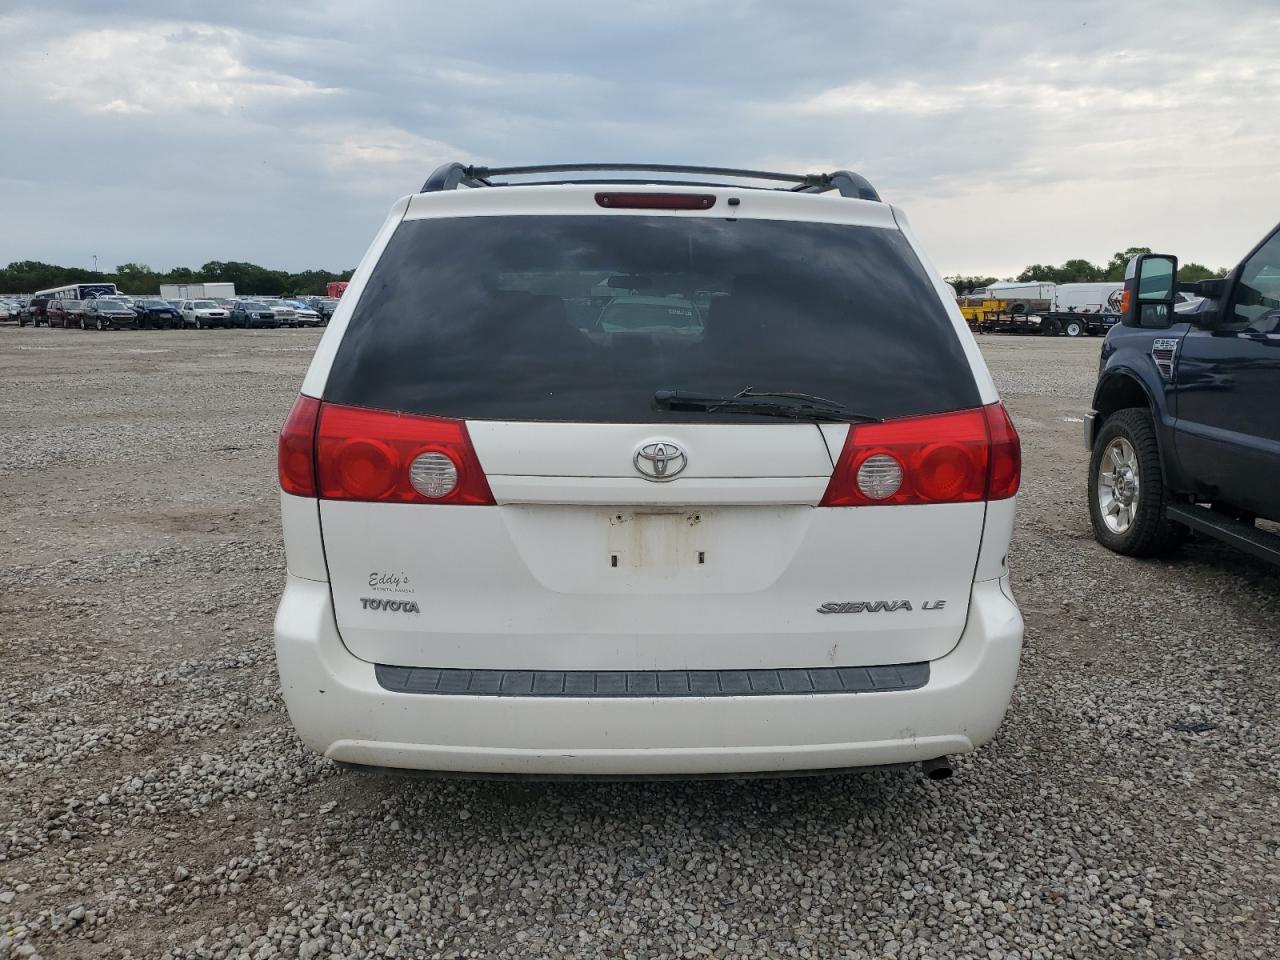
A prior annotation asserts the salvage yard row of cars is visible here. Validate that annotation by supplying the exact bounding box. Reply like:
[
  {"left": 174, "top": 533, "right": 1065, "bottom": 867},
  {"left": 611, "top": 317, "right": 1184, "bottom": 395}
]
[{"left": 9, "top": 294, "right": 338, "bottom": 330}]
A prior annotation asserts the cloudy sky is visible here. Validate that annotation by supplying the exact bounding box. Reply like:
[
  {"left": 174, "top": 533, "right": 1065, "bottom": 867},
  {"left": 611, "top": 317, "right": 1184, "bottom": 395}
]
[{"left": 3, "top": 0, "right": 1278, "bottom": 278}]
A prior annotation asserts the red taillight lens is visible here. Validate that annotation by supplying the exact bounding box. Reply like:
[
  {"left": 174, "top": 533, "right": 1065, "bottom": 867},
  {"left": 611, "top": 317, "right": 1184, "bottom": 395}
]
[
  {"left": 983, "top": 402, "right": 1021, "bottom": 500},
  {"left": 315, "top": 403, "right": 494, "bottom": 505},
  {"left": 595, "top": 192, "right": 716, "bottom": 210},
  {"left": 820, "top": 403, "right": 1020, "bottom": 506},
  {"left": 278, "top": 394, "right": 320, "bottom": 497}
]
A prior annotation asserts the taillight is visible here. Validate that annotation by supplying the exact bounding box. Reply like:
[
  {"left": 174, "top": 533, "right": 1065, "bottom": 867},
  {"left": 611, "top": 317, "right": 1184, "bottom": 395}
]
[
  {"left": 595, "top": 192, "right": 716, "bottom": 210},
  {"left": 314, "top": 403, "right": 494, "bottom": 505},
  {"left": 278, "top": 394, "right": 320, "bottom": 497},
  {"left": 820, "top": 403, "right": 1020, "bottom": 507},
  {"left": 983, "top": 402, "right": 1021, "bottom": 500}
]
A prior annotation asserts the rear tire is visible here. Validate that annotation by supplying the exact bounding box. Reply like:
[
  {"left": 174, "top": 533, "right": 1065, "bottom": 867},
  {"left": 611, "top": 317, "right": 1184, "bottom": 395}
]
[
  {"left": 1064, "top": 318, "right": 1083, "bottom": 337},
  {"left": 1042, "top": 318, "right": 1060, "bottom": 336},
  {"left": 1088, "top": 408, "right": 1185, "bottom": 557}
]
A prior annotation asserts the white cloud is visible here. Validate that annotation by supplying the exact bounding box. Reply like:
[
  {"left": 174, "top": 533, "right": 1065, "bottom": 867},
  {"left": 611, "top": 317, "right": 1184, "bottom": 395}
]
[
  {"left": 301, "top": 124, "right": 477, "bottom": 198},
  {"left": 29, "top": 24, "right": 336, "bottom": 115}
]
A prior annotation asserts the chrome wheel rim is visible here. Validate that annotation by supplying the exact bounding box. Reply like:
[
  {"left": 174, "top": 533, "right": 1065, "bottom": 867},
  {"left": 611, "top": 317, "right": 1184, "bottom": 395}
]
[{"left": 1098, "top": 438, "right": 1140, "bottom": 533}]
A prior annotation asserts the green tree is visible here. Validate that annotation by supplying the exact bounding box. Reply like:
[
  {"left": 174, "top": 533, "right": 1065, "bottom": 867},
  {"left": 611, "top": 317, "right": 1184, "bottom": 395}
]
[
  {"left": 1103, "top": 247, "right": 1153, "bottom": 281},
  {"left": 944, "top": 275, "right": 997, "bottom": 295},
  {"left": 1018, "top": 259, "right": 1106, "bottom": 283},
  {"left": 1057, "top": 258, "right": 1104, "bottom": 282},
  {"left": 1016, "top": 264, "right": 1057, "bottom": 283},
  {"left": 0, "top": 259, "right": 355, "bottom": 296},
  {"left": 1177, "top": 262, "right": 1226, "bottom": 283}
]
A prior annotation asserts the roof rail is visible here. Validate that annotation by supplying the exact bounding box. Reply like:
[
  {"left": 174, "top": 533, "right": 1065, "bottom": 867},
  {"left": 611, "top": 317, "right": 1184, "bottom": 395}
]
[{"left": 420, "top": 162, "right": 880, "bottom": 202}]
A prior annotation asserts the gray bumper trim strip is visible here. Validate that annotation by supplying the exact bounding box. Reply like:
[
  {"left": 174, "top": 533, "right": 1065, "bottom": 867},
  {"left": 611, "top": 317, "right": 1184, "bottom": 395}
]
[{"left": 374, "top": 662, "right": 929, "bottom": 698}]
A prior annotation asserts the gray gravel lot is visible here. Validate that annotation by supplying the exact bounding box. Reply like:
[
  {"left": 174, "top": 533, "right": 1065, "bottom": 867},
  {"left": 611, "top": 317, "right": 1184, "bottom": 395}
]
[{"left": 1, "top": 326, "right": 1277, "bottom": 960}]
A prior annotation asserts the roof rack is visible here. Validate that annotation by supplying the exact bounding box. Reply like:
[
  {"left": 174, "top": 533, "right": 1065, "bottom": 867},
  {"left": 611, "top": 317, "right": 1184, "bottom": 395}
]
[{"left": 421, "top": 162, "right": 881, "bottom": 202}]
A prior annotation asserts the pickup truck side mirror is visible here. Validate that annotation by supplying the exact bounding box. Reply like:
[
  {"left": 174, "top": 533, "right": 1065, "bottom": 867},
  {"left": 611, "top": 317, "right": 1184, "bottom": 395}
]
[{"left": 1120, "top": 253, "right": 1178, "bottom": 329}]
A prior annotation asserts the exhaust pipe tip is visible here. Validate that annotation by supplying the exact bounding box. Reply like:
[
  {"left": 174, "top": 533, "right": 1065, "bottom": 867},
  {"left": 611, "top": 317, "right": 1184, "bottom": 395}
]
[{"left": 921, "top": 757, "right": 953, "bottom": 781}]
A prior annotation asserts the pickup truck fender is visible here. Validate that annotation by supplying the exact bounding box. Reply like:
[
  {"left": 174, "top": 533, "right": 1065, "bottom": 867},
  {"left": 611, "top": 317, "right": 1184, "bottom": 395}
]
[{"left": 1086, "top": 347, "right": 1190, "bottom": 493}]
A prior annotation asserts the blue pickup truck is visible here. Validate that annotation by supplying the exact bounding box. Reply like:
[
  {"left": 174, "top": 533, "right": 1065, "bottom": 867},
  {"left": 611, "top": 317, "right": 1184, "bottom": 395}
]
[{"left": 1085, "top": 224, "right": 1280, "bottom": 565}]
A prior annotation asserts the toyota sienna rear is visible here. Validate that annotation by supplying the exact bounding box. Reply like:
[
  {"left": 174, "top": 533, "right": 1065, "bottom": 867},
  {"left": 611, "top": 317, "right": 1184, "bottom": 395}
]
[{"left": 274, "top": 162, "right": 1024, "bottom": 778}]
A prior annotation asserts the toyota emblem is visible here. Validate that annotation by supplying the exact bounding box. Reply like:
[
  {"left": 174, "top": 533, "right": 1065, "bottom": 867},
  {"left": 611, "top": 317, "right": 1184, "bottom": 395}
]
[{"left": 633, "top": 441, "right": 687, "bottom": 482}]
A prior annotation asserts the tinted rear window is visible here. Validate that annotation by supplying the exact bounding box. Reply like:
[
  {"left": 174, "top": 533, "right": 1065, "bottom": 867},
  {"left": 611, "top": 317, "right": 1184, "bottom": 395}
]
[{"left": 325, "top": 215, "right": 979, "bottom": 422}]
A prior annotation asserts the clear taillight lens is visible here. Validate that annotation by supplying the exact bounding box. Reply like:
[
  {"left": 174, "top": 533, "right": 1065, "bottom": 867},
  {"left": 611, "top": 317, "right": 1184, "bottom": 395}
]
[
  {"left": 409, "top": 451, "right": 460, "bottom": 499},
  {"left": 855, "top": 454, "right": 903, "bottom": 500}
]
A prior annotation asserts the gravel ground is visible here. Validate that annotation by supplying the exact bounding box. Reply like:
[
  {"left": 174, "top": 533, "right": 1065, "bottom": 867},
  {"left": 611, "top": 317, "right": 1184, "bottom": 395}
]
[{"left": 0, "top": 326, "right": 1276, "bottom": 960}]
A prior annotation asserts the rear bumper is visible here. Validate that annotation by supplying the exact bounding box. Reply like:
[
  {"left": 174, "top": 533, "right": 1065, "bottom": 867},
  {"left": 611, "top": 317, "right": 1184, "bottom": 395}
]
[{"left": 274, "top": 576, "right": 1023, "bottom": 776}]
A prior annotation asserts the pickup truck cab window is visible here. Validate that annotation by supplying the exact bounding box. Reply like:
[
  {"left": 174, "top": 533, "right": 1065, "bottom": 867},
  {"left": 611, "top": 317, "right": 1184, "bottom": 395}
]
[{"left": 1226, "top": 230, "right": 1280, "bottom": 333}]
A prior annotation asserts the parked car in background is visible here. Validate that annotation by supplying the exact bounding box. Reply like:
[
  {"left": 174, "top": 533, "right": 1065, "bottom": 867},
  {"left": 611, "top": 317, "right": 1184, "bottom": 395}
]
[
  {"left": 24, "top": 296, "right": 52, "bottom": 326},
  {"left": 1086, "top": 226, "right": 1280, "bottom": 566},
  {"left": 230, "top": 300, "right": 279, "bottom": 328},
  {"left": 47, "top": 298, "right": 88, "bottom": 328},
  {"left": 285, "top": 300, "right": 323, "bottom": 326},
  {"left": 260, "top": 300, "right": 297, "bottom": 325},
  {"left": 304, "top": 297, "right": 340, "bottom": 320},
  {"left": 133, "top": 298, "right": 182, "bottom": 329},
  {"left": 0, "top": 301, "right": 12, "bottom": 322},
  {"left": 83, "top": 299, "right": 141, "bottom": 330},
  {"left": 180, "top": 299, "right": 231, "bottom": 329}
]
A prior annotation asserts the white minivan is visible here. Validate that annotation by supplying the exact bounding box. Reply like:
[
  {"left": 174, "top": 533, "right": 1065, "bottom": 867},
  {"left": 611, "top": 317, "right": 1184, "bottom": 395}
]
[{"left": 274, "top": 163, "right": 1024, "bottom": 780}]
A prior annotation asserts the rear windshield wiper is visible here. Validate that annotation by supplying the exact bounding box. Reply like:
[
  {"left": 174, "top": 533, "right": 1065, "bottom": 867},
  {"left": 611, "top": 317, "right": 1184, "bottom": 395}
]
[{"left": 653, "top": 388, "right": 881, "bottom": 423}]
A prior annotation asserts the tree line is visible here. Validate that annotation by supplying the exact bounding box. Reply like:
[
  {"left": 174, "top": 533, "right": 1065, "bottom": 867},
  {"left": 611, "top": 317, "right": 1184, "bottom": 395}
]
[
  {"left": 0, "top": 260, "right": 355, "bottom": 297},
  {"left": 946, "top": 247, "right": 1228, "bottom": 295}
]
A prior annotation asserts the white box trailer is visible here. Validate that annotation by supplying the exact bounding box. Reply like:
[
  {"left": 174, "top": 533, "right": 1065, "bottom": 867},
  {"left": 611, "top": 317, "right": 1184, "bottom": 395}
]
[
  {"left": 987, "top": 281, "right": 1056, "bottom": 301},
  {"left": 1052, "top": 282, "right": 1123, "bottom": 314},
  {"left": 159, "top": 282, "right": 236, "bottom": 300}
]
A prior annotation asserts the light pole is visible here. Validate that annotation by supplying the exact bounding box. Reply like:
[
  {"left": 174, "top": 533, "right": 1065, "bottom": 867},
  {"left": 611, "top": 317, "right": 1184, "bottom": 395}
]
[{"left": 92, "top": 255, "right": 98, "bottom": 273}]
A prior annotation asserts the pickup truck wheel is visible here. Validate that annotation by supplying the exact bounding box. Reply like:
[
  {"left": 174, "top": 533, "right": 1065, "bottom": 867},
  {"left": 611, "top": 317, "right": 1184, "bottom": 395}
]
[
  {"left": 1088, "top": 408, "right": 1184, "bottom": 556},
  {"left": 1064, "top": 319, "right": 1084, "bottom": 337}
]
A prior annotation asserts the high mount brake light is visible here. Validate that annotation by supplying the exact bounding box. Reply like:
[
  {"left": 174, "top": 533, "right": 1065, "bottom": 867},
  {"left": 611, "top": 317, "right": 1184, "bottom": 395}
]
[
  {"left": 820, "top": 403, "right": 1020, "bottom": 507},
  {"left": 314, "top": 403, "right": 494, "bottom": 505},
  {"left": 595, "top": 192, "right": 716, "bottom": 210}
]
